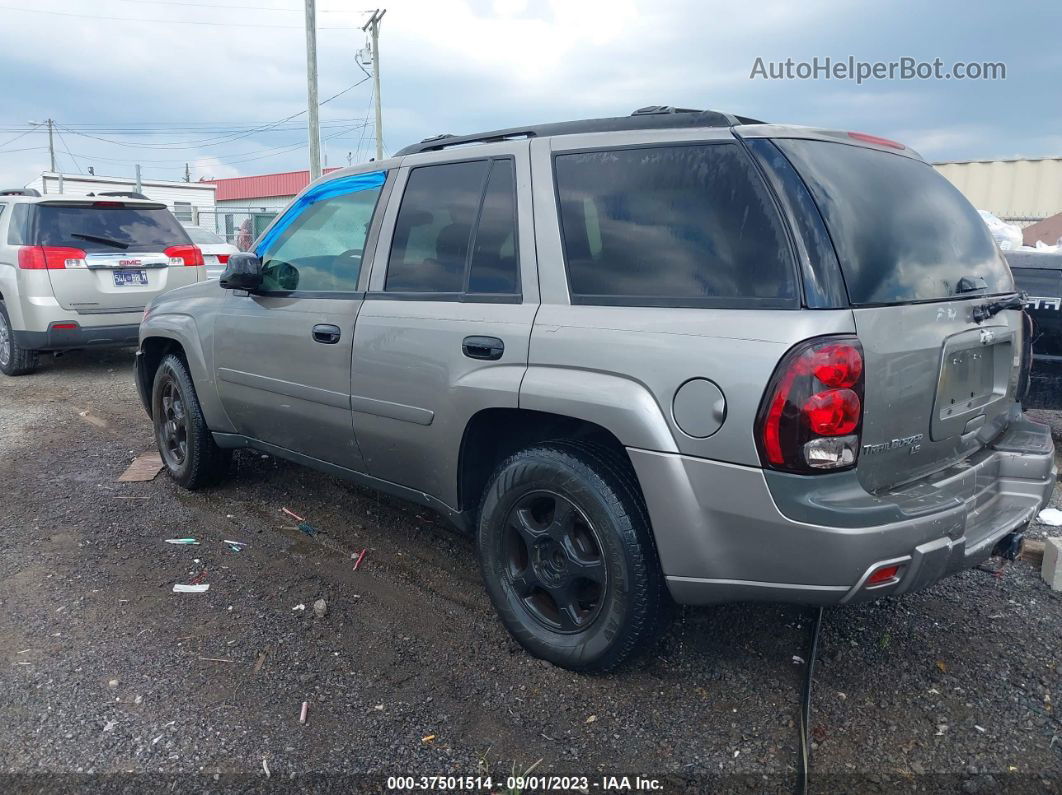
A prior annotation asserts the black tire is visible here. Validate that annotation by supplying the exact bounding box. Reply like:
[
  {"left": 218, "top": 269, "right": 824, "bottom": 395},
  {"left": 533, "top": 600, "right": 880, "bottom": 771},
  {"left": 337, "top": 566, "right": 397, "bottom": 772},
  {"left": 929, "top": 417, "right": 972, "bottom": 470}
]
[
  {"left": 0, "top": 301, "right": 40, "bottom": 376},
  {"left": 151, "top": 353, "right": 231, "bottom": 490},
  {"left": 477, "top": 441, "right": 672, "bottom": 672}
]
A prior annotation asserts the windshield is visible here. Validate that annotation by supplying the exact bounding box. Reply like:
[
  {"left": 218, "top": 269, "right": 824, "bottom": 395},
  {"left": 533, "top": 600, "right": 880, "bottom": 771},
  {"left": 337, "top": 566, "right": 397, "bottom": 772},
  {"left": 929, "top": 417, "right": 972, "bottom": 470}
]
[
  {"left": 775, "top": 139, "right": 1013, "bottom": 305},
  {"left": 184, "top": 226, "right": 225, "bottom": 245},
  {"left": 33, "top": 204, "right": 191, "bottom": 252}
]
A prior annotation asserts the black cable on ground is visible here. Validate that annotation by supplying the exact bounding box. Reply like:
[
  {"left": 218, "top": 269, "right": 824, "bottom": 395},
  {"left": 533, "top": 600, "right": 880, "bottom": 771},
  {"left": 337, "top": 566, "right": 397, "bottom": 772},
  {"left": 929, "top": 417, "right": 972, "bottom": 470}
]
[{"left": 797, "top": 606, "right": 824, "bottom": 795}]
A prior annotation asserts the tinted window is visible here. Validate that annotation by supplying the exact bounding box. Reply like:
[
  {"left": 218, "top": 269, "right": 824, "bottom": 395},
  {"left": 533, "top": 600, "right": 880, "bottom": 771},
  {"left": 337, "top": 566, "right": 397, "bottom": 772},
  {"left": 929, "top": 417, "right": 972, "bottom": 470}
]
[
  {"left": 468, "top": 161, "right": 519, "bottom": 293},
  {"left": 259, "top": 187, "right": 381, "bottom": 292},
  {"left": 386, "top": 161, "right": 490, "bottom": 293},
  {"left": 555, "top": 144, "right": 795, "bottom": 306},
  {"left": 33, "top": 205, "right": 191, "bottom": 252},
  {"left": 776, "top": 139, "right": 1012, "bottom": 305}
]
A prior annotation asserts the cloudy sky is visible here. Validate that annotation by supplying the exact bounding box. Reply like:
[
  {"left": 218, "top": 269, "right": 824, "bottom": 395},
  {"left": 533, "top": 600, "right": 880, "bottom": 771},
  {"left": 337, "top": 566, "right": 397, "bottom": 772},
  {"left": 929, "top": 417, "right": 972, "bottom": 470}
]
[{"left": 0, "top": 0, "right": 1059, "bottom": 186}]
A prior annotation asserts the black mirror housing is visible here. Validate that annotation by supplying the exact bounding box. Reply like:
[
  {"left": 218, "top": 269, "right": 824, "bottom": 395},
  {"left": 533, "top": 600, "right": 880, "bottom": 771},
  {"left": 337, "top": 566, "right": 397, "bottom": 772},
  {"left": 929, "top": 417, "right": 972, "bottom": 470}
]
[{"left": 219, "top": 252, "right": 264, "bottom": 291}]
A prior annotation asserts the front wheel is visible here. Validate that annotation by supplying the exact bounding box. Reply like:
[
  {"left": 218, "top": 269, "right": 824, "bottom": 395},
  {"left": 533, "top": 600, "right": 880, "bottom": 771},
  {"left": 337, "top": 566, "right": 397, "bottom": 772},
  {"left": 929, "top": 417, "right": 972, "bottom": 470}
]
[
  {"left": 152, "top": 353, "right": 231, "bottom": 490},
  {"left": 477, "top": 442, "right": 671, "bottom": 672}
]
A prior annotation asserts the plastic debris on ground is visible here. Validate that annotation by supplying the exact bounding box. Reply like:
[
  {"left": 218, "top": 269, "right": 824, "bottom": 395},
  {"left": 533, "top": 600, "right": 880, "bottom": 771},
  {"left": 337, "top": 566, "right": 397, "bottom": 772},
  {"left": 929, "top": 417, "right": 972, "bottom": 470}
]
[
  {"left": 173, "top": 584, "right": 210, "bottom": 593},
  {"left": 165, "top": 538, "right": 200, "bottom": 545},
  {"left": 353, "top": 548, "right": 368, "bottom": 571},
  {"left": 299, "top": 701, "right": 309, "bottom": 725},
  {"left": 292, "top": 603, "right": 306, "bottom": 612},
  {"left": 118, "top": 451, "right": 164, "bottom": 482},
  {"left": 281, "top": 506, "right": 320, "bottom": 536},
  {"left": 225, "top": 540, "right": 247, "bottom": 553},
  {"left": 1037, "top": 508, "right": 1062, "bottom": 526}
]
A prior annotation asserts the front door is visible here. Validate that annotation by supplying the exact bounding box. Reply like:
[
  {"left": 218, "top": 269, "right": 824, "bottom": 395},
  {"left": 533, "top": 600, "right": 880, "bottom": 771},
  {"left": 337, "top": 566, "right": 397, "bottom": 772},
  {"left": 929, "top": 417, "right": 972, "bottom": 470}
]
[
  {"left": 350, "top": 146, "right": 537, "bottom": 506},
  {"left": 213, "top": 171, "right": 389, "bottom": 471}
]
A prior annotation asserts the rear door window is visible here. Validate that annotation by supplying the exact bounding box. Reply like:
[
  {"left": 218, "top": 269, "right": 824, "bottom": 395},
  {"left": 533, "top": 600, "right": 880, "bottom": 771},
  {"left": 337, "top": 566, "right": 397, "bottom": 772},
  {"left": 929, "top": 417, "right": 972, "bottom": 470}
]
[
  {"left": 554, "top": 143, "right": 797, "bottom": 307},
  {"left": 385, "top": 158, "right": 520, "bottom": 297},
  {"left": 775, "top": 139, "right": 1013, "bottom": 305},
  {"left": 32, "top": 204, "right": 191, "bottom": 252}
]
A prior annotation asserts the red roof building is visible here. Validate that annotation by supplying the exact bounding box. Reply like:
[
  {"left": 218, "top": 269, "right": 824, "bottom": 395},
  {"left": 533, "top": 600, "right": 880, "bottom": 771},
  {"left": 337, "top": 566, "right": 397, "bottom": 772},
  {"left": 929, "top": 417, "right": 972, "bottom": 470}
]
[{"left": 201, "top": 167, "right": 341, "bottom": 207}]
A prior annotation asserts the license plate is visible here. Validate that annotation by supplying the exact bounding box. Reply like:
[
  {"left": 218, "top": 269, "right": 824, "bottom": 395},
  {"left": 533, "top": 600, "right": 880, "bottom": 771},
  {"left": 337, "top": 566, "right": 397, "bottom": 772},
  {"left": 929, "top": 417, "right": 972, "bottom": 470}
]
[{"left": 113, "top": 270, "right": 148, "bottom": 286}]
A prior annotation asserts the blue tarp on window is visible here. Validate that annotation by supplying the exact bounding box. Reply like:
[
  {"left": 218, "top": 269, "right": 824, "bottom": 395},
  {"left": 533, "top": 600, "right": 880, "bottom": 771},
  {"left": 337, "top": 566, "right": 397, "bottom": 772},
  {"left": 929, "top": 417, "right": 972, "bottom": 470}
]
[{"left": 256, "top": 170, "right": 387, "bottom": 255}]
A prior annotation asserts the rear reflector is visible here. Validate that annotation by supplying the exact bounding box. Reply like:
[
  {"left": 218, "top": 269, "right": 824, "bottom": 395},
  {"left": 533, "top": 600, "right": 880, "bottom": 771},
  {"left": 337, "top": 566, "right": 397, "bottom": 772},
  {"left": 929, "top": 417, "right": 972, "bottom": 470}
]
[
  {"left": 216, "top": 254, "right": 230, "bottom": 265},
  {"left": 847, "top": 131, "right": 905, "bottom": 150},
  {"left": 51, "top": 322, "right": 78, "bottom": 330},
  {"left": 18, "top": 246, "right": 88, "bottom": 270},
  {"left": 164, "top": 244, "right": 205, "bottom": 267},
  {"left": 867, "top": 565, "right": 901, "bottom": 585}
]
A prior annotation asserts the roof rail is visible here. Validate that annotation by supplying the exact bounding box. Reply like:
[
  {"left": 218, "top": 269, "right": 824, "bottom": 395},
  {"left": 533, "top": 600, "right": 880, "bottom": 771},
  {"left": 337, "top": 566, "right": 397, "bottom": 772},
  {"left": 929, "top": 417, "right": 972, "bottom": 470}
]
[
  {"left": 395, "top": 107, "right": 765, "bottom": 156},
  {"left": 0, "top": 187, "right": 41, "bottom": 197}
]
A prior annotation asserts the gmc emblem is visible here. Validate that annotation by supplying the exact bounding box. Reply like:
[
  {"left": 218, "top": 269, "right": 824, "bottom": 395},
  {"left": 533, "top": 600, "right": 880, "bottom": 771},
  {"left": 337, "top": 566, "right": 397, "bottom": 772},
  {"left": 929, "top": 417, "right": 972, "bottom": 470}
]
[{"left": 118, "top": 259, "right": 142, "bottom": 266}]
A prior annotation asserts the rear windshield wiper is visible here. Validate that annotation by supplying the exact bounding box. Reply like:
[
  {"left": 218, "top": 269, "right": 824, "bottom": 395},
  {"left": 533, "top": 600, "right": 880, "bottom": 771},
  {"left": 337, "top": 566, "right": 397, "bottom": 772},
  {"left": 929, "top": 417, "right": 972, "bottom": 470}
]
[
  {"left": 973, "top": 292, "right": 1024, "bottom": 323},
  {"left": 70, "top": 232, "right": 130, "bottom": 250}
]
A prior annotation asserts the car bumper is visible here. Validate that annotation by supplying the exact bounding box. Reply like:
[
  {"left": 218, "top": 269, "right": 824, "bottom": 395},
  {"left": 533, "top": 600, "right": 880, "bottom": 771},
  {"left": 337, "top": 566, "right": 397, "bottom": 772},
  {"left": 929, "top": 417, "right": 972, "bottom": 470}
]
[
  {"left": 630, "top": 411, "right": 1056, "bottom": 606},
  {"left": 13, "top": 323, "right": 140, "bottom": 352}
]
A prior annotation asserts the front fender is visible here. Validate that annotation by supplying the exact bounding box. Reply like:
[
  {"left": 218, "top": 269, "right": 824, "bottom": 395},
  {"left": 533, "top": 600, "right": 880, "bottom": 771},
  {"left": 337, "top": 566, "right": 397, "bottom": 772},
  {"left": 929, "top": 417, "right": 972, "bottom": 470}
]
[
  {"left": 139, "top": 313, "right": 236, "bottom": 433},
  {"left": 519, "top": 366, "right": 678, "bottom": 453}
]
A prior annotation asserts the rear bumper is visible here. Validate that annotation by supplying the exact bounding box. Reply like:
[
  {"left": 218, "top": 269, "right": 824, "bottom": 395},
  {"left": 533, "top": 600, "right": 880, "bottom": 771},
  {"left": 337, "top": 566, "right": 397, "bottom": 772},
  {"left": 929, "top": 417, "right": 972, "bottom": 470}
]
[
  {"left": 13, "top": 323, "right": 140, "bottom": 351},
  {"left": 631, "top": 411, "right": 1056, "bottom": 606}
]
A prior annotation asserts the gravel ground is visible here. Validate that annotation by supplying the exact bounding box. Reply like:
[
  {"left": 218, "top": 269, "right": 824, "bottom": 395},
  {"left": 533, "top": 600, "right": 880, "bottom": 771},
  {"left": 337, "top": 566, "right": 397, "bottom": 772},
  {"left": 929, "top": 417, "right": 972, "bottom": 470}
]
[{"left": 0, "top": 349, "right": 1059, "bottom": 794}]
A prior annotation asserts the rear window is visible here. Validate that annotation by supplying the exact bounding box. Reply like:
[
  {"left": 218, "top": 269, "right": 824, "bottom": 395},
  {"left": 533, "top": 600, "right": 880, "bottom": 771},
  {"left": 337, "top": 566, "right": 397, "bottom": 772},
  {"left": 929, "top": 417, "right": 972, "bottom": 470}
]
[
  {"left": 31, "top": 204, "right": 191, "bottom": 252},
  {"left": 775, "top": 140, "right": 1012, "bottom": 305},
  {"left": 184, "top": 226, "right": 225, "bottom": 245},
  {"left": 554, "top": 143, "right": 797, "bottom": 307}
]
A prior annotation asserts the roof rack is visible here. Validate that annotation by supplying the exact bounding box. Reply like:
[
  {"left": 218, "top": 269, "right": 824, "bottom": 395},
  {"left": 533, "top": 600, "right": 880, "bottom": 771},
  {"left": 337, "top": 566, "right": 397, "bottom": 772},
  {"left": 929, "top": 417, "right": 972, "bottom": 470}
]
[
  {"left": 0, "top": 187, "right": 41, "bottom": 197},
  {"left": 395, "top": 106, "right": 765, "bottom": 156}
]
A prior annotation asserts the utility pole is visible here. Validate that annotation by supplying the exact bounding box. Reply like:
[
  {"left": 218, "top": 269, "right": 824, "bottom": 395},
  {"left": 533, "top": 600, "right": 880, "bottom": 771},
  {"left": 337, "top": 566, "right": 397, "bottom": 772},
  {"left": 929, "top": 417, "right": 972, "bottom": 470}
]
[
  {"left": 363, "top": 9, "right": 386, "bottom": 161},
  {"left": 135, "top": 164, "right": 142, "bottom": 194},
  {"left": 304, "top": 0, "right": 322, "bottom": 180},
  {"left": 184, "top": 162, "right": 191, "bottom": 183},
  {"left": 47, "top": 119, "right": 56, "bottom": 172}
]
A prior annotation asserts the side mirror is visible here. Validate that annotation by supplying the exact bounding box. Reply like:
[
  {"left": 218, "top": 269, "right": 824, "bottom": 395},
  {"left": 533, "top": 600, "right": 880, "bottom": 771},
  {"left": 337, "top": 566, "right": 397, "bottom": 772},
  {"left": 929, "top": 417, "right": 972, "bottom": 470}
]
[{"left": 219, "top": 252, "right": 263, "bottom": 291}]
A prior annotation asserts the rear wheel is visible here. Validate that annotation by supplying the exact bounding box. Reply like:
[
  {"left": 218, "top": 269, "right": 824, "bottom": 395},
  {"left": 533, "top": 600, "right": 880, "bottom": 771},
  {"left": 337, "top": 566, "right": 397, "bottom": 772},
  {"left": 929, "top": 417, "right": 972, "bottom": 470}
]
[
  {"left": 152, "top": 353, "right": 230, "bottom": 489},
  {"left": 477, "top": 442, "right": 671, "bottom": 672},
  {"left": 0, "top": 302, "right": 40, "bottom": 376}
]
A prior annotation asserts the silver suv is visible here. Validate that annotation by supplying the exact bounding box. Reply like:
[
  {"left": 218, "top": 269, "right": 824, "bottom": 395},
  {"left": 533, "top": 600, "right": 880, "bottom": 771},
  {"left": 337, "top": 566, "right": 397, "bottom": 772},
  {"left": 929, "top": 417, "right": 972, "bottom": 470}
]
[
  {"left": 135, "top": 107, "right": 1056, "bottom": 672},
  {"left": 0, "top": 189, "right": 205, "bottom": 375}
]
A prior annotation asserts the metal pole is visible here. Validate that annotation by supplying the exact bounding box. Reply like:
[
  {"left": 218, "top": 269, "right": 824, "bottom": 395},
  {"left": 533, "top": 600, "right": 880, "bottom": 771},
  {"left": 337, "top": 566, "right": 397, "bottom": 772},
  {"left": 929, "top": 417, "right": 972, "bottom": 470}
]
[
  {"left": 47, "top": 119, "right": 56, "bottom": 172},
  {"left": 370, "top": 10, "right": 385, "bottom": 161},
  {"left": 135, "top": 164, "right": 142, "bottom": 194},
  {"left": 304, "top": 0, "right": 322, "bottom": 180}
]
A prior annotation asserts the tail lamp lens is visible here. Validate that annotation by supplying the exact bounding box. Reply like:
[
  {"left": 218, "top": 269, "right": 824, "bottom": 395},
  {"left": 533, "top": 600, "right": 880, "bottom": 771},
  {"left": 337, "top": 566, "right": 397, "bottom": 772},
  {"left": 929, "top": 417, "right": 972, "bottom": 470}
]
[
  {"left": 164, "top": 245, "right": 205, "bottom": 267},
  {"left": 757, "top": 337, "right": 865, "bottom": 473},
  {"left": 18, "top": 246, "right": 88, "bottom": 269}
]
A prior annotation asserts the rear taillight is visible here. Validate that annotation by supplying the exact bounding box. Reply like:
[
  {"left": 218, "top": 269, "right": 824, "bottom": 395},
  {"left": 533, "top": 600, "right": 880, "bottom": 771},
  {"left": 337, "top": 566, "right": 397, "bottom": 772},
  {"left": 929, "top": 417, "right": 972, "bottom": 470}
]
[
  {"left": 17, "top": 246, "right": 88, "bottom": 270},
  {"left": 756, "top": 337, "right": 865, "bottom": 473},
  {"left": 164, "top": 245, "right": 204, "bottom": 267},
  {"left": 216, "top": 254, "right": 230, "bottom": 265}
]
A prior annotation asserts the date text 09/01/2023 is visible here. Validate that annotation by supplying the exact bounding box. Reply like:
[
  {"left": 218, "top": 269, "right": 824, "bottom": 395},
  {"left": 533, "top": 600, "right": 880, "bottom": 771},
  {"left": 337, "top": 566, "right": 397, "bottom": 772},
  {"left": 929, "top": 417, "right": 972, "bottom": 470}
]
[{"left": 385, "top": 774, "right": 664, "bottom": 791}]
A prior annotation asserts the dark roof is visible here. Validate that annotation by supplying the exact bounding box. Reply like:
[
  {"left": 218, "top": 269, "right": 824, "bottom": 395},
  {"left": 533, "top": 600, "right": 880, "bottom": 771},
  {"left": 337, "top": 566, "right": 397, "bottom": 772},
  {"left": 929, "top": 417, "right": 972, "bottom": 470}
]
[
  {"left": 1022, "top": 211, "right": 1062, "bottom": 248},
  {"left": 395, "top": 106, "right": 764, "bottom": 156}
]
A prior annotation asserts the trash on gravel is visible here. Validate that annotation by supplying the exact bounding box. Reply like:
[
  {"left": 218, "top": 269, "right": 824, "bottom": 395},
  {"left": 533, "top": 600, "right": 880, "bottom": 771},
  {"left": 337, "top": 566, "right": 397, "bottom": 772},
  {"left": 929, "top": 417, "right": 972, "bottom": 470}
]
[
  {"left": 792, "top": 655, "right": 805, "bottom": 665},
  {"left": 224, "top": 539, "right": 247, "bottom": 550},
  {"left": 585, "top": 715, "right": 598, "bottom": 724},
  {"left": 281, "top": 507, "right": 320, "bottom": 536},
  {"left": 165, "top": 538, "right": 200, "bottom": 545},
  {"left": 422, "top": 734, "right": 436, "bottom": 743},
  {"left": 188, "top": 571, "right": 208, "bottom": 586},
  {"left": 108, "top": 679, "right": 119, "bottom": 689},
  {"left": 1037, "top": 508, "right": 1062, "bottom": 526},
  {"left": 262, "top": 758, "right": 271, "bottom": 779},
  {"left": 313, "top": 599, "right": 327, "bottom": 618},
  {"left": 118, "top": 452, "right": 164, "bottom": 482},
  {"left": 353, "top": 548, "right": 368, "bottom": 571},
  {"left": 292, "top": 603, "right": 306, "bottom": 612},
  {"left": 299, "top": 701, "right": 309, "bottom": 724},
  {"left": 173, "top": 584, "right": 210, "bottom": 593},
  {"left": 199, "top": 657, "right": 234, "bottom": 664},
  {"left": 935, "top": 660, "right": 949, "bottom": 673}
]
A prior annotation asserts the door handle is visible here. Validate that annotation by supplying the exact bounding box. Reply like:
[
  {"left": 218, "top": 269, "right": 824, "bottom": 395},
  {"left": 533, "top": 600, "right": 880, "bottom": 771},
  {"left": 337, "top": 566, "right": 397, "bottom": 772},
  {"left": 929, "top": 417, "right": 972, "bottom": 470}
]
[
  {"left": 462, "top": 335, "right": 504, "bottom": 360},
  {"left": 312, "top": 324, "right": 341, "bottom": 344}
]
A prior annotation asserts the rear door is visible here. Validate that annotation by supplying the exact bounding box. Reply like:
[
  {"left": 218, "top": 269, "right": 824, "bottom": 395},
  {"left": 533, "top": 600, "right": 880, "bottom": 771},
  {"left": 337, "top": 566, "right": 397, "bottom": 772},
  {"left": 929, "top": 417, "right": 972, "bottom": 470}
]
[
  {"left": 32, "top": 200, "right": 200, "bottom": 313},
  {"left": 772, "top": 137, "right": 1019, "bottom": 491},
  {"left": 351, "top": 143, "right": 536, "bottom": 506}
]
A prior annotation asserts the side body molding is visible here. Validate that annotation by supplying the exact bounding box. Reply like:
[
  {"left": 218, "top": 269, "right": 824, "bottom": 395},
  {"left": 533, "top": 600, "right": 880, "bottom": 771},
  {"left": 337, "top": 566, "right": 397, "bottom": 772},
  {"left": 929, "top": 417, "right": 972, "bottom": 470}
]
[{"left": 519, "top": 366, "right": 679, "bottom": 453}]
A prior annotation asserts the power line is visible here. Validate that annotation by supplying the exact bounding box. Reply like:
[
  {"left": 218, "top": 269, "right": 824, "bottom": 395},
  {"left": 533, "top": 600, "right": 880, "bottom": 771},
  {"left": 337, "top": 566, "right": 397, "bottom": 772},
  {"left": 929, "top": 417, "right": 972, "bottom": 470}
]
[
  {"left": 118, "top": 0, "right": 353, "bottom": 12},
  {"left": 0, "top": 4, "right": 360, "bottom": 28}
]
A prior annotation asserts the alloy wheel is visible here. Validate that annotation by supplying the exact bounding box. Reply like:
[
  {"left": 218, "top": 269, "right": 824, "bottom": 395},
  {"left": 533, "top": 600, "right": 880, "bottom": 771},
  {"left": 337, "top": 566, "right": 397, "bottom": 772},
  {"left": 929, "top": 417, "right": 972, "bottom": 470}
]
[
  {"left": 503, "top": 490, "right": 608, "bottom": 633},
  {"left": 0, "top": 311, "right": 10, "bottom": 368},
  {"left": 158, "top": 377, "right": 189, "bottom": 468}
]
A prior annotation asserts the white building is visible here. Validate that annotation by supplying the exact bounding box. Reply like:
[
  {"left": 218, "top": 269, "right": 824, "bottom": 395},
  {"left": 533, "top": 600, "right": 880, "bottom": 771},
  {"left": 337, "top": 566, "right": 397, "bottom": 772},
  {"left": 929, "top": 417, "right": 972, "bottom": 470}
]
[
  {"left": 933, "top": 157, "right": 1062, "bottom": 226},
  {"left": 24, "top": 171, "right": 216, "bottom": 226}
]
